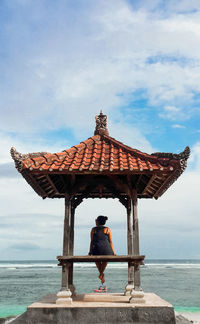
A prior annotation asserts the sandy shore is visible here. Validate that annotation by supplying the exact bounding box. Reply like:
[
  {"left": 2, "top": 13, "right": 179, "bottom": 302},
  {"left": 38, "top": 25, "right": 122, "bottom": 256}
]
[{"left": 176, "top": 312, "right": 200, "bottom": 323}]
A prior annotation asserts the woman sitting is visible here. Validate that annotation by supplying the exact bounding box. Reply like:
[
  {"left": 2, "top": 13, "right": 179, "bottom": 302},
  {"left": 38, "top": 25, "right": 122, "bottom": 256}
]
[{"left": 89, "top": 215, "right": 115, "bottom": 291}]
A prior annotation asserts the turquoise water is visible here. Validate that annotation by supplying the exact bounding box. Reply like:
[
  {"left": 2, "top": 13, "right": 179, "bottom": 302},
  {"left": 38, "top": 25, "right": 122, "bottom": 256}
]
[
  {"left": 174, "top": 306, "right": 200, "bottom": 313},
  {"left": 0, "top": 260, "right": 200, "bottom": 319}
]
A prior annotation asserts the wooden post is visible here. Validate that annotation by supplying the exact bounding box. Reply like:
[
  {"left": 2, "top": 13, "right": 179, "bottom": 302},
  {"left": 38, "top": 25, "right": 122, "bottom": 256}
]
[
  {"left": 69, "top": 205, "right": 75, "bottom": 255},
  {"left": 63, "top": 194, "right": 70, "bottom": 257},
  {"left": 132, "top": 189, "right": 140, "bottom": 290},
  {"left": 68, "top": 204, "right": 75, "bottom": 295},
  {"left": 130, "top": 189, "right": 145, "bottom": 304},
  {"left": 124, "top": 197, "right": 134, "bottom": 295},
  {"left": 61, "top": 263, "right": 69, "bottom": 289},
  {"left": 56, "top": 194, "right": 72, "bottom": 304}
]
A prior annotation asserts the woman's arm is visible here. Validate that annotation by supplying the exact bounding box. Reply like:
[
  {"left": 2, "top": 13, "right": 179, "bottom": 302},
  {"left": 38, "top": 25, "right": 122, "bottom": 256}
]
[
  {"left": 88, "top": 228, "right": 94, "bottom": 255},
  {"left": 105, "top": 228, "right": 115, "bottom": 255}
]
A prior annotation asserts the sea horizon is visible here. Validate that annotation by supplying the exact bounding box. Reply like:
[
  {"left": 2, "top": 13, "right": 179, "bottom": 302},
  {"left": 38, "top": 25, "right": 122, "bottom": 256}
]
[{"left": 1, "top": 257, "right": 200, "bottom": 261}]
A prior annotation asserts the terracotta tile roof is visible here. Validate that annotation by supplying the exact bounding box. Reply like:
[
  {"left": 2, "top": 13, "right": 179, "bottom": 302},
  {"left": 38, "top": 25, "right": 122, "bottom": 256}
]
[
  {"left": 11, "top": 134, "right": 184, "bottom": 174},
  {"left": 10, "top": 112, "right": 190, "bottom": 200}
]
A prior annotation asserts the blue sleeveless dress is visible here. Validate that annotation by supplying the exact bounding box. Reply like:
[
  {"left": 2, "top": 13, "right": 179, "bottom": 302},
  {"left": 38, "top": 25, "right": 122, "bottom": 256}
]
[{"left": 91, "top": 226, "right": 114, "bottom": 255}]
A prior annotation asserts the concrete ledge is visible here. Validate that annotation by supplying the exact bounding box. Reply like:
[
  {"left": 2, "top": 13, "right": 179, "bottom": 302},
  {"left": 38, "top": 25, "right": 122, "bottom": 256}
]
[
  {"left": 11, "top": 293, "right": 176, "bottom": 324},
  {"left": 28, "top": 292, "right": 172, "bottom": 308}
]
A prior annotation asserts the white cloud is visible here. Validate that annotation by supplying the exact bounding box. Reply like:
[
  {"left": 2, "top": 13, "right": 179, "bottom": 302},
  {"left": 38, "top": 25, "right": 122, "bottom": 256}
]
[
  {"left": 159, "top": 105, "right": 189, "bottom": 121},
  {"left": 0, "top": 131, "right": 73, "bottom": 165},
  {"left": 159, "top": 105, "right": 181, "bottom": 120},
  {"left": 0, "top": 0, "right": 200, "bottom": 136},
  {"left": 189, "top": 141, "right": 200, "bottom": 170},
  {"left": 109, "top": 121, "right": 155, "bottom": 153},
  {"left": 171, "top": 124, "right": 185, "bottom": 129}
]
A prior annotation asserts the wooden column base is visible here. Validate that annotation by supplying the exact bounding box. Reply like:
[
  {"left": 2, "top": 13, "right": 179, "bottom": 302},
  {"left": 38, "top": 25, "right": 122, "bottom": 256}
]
[
  {"left": 56, "top": 289, "right": 72, "bottom": 304},
  {"left": 129, "top": 289, "right": 145, "bottom": 304},
  {"left": 124, "top": 283, "right": 134, "bottom": 296}
]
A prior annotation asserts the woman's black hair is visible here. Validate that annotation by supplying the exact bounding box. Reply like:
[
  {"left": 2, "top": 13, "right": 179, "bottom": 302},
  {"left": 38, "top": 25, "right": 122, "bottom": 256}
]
[{"left": 96, "top": 215, "right": 108, "bottom": 225}]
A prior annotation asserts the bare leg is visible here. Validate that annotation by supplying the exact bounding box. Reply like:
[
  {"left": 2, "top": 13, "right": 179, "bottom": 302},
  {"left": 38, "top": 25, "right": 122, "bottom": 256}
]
[
  {"left": 95, "top": 262, "right": 102, "bottom": 274},
  {"left": 95, "top": 262, "right": 106, "bottom": 283},
  {"left": 95, "top": 262, "right": 103, "bottom": 282},
  {"left": 100, "top": 262, "right": 107, "bottom": 283},
  {"left": 95, "top": 262, "right": 107, "bottom": 284},
  {"left": 101, "top": 261, "right": 107, "bottom": 273}
]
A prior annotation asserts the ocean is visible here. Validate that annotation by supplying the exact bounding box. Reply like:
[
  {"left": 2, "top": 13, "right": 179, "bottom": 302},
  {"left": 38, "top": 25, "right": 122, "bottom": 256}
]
[{"left": 0, "top": 259, "right": 200, "bottom": 319}]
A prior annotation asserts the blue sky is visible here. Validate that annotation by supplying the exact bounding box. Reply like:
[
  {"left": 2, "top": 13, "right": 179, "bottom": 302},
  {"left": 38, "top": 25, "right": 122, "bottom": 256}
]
[{"left": 0, "top": 0, "right": 200, "bottom": 260}]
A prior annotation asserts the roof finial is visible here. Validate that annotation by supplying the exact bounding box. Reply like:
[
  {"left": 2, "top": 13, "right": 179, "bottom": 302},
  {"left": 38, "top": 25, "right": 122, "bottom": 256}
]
[{"left": 94, "top": 110, "right": 109, "bottom": 136}]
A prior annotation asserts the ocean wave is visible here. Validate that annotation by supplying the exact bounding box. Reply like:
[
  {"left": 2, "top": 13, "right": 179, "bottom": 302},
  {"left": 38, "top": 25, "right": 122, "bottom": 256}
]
[
  {"left": 144, "top": 263, "right": 200, "bottom": 269},
  {"left": 0, "top": 260, "right": 200, "bottom": 270},
  {"left": 74, "top": 262, "right": 200, "bottom": 269},
  {"left": 0, "top": 263, "right": 57, "bottom": 269}
]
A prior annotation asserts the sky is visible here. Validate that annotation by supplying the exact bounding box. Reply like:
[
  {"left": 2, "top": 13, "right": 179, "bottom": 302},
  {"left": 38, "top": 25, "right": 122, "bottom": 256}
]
[{"left": 0, "top": 0, "right": 200, "bottom": 260}]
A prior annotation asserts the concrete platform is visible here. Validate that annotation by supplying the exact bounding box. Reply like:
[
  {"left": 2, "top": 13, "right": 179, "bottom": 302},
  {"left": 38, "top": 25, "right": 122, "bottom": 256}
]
[{"left": 11, "top": 292, "right": 176, "bottom": 323}]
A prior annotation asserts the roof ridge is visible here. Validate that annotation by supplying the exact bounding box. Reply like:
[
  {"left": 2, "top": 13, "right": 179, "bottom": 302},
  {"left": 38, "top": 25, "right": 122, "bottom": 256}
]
[
  {"left": 63, "top": 135, "right": 100, "bottom": 154},
  {"left": 102, "top": 135, "right": 154, "bottom": 160}
]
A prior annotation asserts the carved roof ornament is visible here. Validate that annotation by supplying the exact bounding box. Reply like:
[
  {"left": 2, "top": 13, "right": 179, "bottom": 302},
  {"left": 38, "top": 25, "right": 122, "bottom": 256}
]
[
  {"left": 151, "top": 146, "right": 190, "bottom": 172},
  {"left": 94, "top": 110, "right": 109, "bottom": 136},
  {"left": 10, "top": 146, "right": 49, "bottom": 172},
  {"left": 151, "top": 146, "right": 190, "bottom": 161}
]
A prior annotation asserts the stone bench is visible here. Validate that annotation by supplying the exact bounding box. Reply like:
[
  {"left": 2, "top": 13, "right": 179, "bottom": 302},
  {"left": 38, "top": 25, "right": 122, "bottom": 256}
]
[{"left": 57, "top": 254, "right": 145, "bottom": 265}]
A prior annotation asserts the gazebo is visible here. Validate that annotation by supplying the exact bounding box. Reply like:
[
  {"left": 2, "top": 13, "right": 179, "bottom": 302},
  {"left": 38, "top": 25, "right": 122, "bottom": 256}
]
[{"left": 11, "top": 111, "right": 190, "bottom": 304}]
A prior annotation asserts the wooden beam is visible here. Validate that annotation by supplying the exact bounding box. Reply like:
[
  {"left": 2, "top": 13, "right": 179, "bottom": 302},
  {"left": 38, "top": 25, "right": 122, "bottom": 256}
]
[
  {"left": 57, "top": 255, "right": 145, "bottom": 263},
  {"left": 97, "top": 178, "right": 128, "bottom": 208},
  {"left": 59, "top": 174, "right": 68, "bottom": 192},
  {"left": 108, "top": 175, "right": 130, "bottom": 195},
  {"left": 70, "top": 177, "right": 91, "bottom": 196},
  {"left": 82, "top": 182, "right": 98, "bottom": 197},
  {"left": 105, "top": 183, "right": 128, "bottom": 208},
  {"left": 27, "top": 173, "right": 47, "bottom": 197},
  {"left": 141, "top": 174, "right": 156, "bottom": 195},
  {"left": 70, "top": 174, "right": 76, "bottom": 187},
  {"left": 72, "top": 196, "right": 83, "bottom": 209},
  {"left": 134, "top": 174, "right": 143, "bottom": 191},
  {"left": 46, "top": 174, "right": 59, "bottom": 195},
  {"left": 35, "top": 175, "right": 46, "bottom": 180},
  {"left": 98, "top": 184, "right": 103, "bottom": 198},
  {"left": 70, "top": 182, "right": 99, "bottom": 209},
  {"left": 154, "top": 172, "right": 175, "bottom": 198},
  {"left": 43, "top": 184, "right": 53, "bottom": 190}
]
